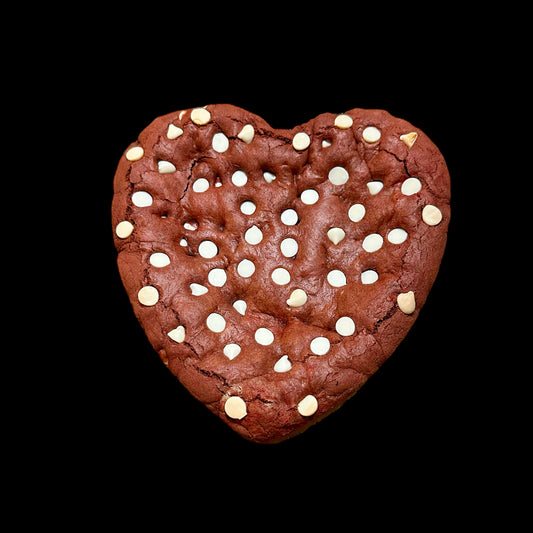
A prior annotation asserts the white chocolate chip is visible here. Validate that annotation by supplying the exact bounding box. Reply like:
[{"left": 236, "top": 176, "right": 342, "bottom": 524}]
[
  {"left": 362, "top": 126, "right": 381, "bottom": 143},
  {"left": 327, "top": 227, "right": 345, "bottom": 245},
  {"left": 244, "top": 225, "right": 263, "bottom": 245},
  {"left": 233, "top": 300, "right": 247, "bottom": 315},
  {"left": 286, "top": 288, "right": 307, "bottom": 307},
  {"left": 335, "top": 316, "right": 355, "bottom": 336},
  {"left": 292, "top": 131, "right": 311, "bottom": 151},
  {"left": 348, "top": 203, "right": 365, "bottom": 222},
  {"left": 240, "top": 201, "right": 256, "bottom": 215},
  {"left": 132, "top": 191, "right": 153, "bottom": 207},
  {"left": 179, "top": 238, "right": 188, "bottom": 247},
  {"left": 310, "top": 337, "right": 330, "bottom": 355},
  {"left": 237, "top": 259, "right": 255, "bottom": 277},
  {"left": 198, "top": 240, "right": 218, "bottom": 258},
  {"left": 224, "top": 396, "right": 247, "bottom": 420},
  {"left": 328, "top": 166, "right": 349, "bottom": 186},
  {"left": 281, "top": 209, "right": 298, "bottom": 226},
  {"left": 191, "top": 107, "right": 211, "bottom": 125},
  {"left": 208, "top": 268, "right": 227, "bottom": 287},
  {"left": 401, "top": 177, "right": 422, "bottom": 196},
  {"left": 212, "top": 132, "right": 229, "bottom": 153},
  {"left": 192, "top": 178, "right": 209, "bottom": 193},
  {"left": 397, "top": 291, "right": 416, "bottom": 314},
  {"left": 183, "top": 221, "right": 198, "bottom": 231},
  {"left": 422, "top": 205, "right": 443, "bottom": 226},
  {"left": 158, "top": 160, "right": 177, "bottom": 173},
  {"left": 206, "top": 312, "right": 226, "bottom": 333},
  {"left": 167, "top": 325, "right": 185, "bottom": 343},
  {"left": 301, "top": 189, "right": 319, "bottom": 205},
  {"left": 190, "top": 282, "right": 209, "bottom": 296},
  {"left": 115, "top": 220, "right": 134, "bottom": 239},
  {"left": 125, "top": 146, "right": 144, "bottom": 161},
  {"left": 179, "top": 110, "right": 186, "bottom": 120},
  {"left": 361, "top": 270, "right": 378, "bottom": 285},
  {"left": 280, "top": 238, "right": 298, "bottom": 257},
  {"left": 367, "top": 181, "right": 384, "bottom": 195},
  {"left": 297, "top": 394, "right": 318, "bottom": 416},
  {"left": 362, "top": 233, "right": 383, "bottom": 253},
  {"left": 263, "top": 171, "right": 276, "bottom": 183},
  {"left": 149, "top": 252, "right": 170, "bottom": 268},
  {"left": 334, "top": 114, "right": 353, "bottom": 129},
  {"left": 237, "top": 124, "right": 254, "bottom": 143},
  {"left": 387, "top": 228, "right": 408, "bottom": 244},
  {"left": 322, "top": 139, "right": 332, "bottom": 148},
  {"left": 274, "top": 355, "right": 292, "bottom": 373},
  {"left": 138, "top": 285, "right": 159, "bottom": 306},
  {"left": 255, "top": 327, "right": 274, "bottom": 346},
  {"left": 231, "top": 170, "right": 248, "bottom": 187},
  {"left": 271, "top": 267, "right": 291, "bottom": 285},
  {"left": 327, "top": 270, "right": 347, "bottom": 287},
  {"left": 167, "top": 124, "right": 183, "bottom": 139},
  {"left": 223, "top": 343, "right": 241, "bottom": 360},
  {"left": 400, "top": 131, "right": 418, "bottom": 148}
]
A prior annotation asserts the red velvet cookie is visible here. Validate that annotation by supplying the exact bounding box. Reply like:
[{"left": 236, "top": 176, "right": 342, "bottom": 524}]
[{"left": 111, "top": 104, "right": 450, "bottom": 443}]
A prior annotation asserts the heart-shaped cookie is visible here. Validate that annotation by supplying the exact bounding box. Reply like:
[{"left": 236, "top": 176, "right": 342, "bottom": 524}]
[{"left": 112, "top": 104, "right": 450, "bottom": 443}]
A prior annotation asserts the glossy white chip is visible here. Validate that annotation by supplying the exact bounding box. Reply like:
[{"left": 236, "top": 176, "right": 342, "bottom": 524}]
[
  {"left": 192, "top": 178, "right": 209, "bottom": 193},
  {"left": 362, "top": 233, "right": 383, "bottom": 253},
  {"left": 401, "top": 177, "right": 422, "bottom": 196},
  {"left": 281, "top": 209, "right": 298, "bottom": 226},
  {"left": 335, "top": 316, "right": 355, "bottom": 336},
  {"left": 149, "top": 252, "right": 170, "bottom": 268},
  {"left": 158, "top": 160, "right": 176, "bottom": 173},
  {"left": 198, "top": 240, "right": 218, "bottom": 258},
  {"left": 224, "top": 396, "right": 247, "bottom": 420},
  {"left": 255, "top": 327, "right": 274, "bottom": 346},
  {"left": 271, "top": 267, "right": 291, "bottom": 285},
  {"left": 132, "top": 191, "right": 153, "bottom": 207},
  {"left": 310, "top": 336, "right": 330, "bottom": 355},
  {"left": 297, "top": 395, "right": 318, "bottom": 416},
  {"left": 167, "top": 325, "right": 185, "bottom": 343},
  {"left": 223, "top": 343, "right": 241, "bottom": 360},
  {"left": 237, "top": 259, "right": 255, "bottom": 277},
  {"left": 137, "top": 286, "right": 159, "bottom": 306},
  {"left": 233, "top": 300, "right": 247, "bottom": 315},
  {"left": 115, "top": 220, "right": 134, "bottom": 238},
  {"left": 274, "top": 355, "right": 292, "bottom": 373},
  {"left": 166, "top": 124, "right": 183, "bottom": 139},
  {"left": 208, "top": 268, "right": 227, "bottom": 287},
  {"left": 367, "top": 181, "right": 383, "bottom": 195},
  {"left": 328, "top": 166, "right": 349, "bottom": 185},
  {"left": 240, "top": 201, "right": 256, "bottom": 215},
  {"left": 327, "top": 270, "right": 347, "bottom": 287},
  {"left": 190, "top": 283, "right": 209, "bottom": 296},
  {"left": 387, "top": 228, "right": 408, "bottom": 244},
  {"left": 348, "top": 203, "right": 365, "bottom": 222},
  {"left": 231, "top": 170, "right": 248, "bottom": 187},
  {"left": 244, "top": 225, "right": 263, "bottom": 245},
  {"left": 361, "top": 270, "right": 378, "bottom": 285},
  {"left": 301, "top": 189, "right": 319, "bottom": 205},
  {"left": 206, "top": 313, "right": 226, "bottom": 333},
  {"left": 263, "top": 171, "right": 276, "bottom": 183},
  {"left": 280, "top": 238, "right": 298, "bottom": 257},
  {"left": 362, "top": 126, "right": 381, "bottom": 143},
  {"left": 212, "top": 132, "right": 229, "bottom": 153}
]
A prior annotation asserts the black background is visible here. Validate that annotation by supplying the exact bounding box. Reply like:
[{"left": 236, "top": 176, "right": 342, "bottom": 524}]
[
  {"left": 36, "top": 14, "right": 514, "bottom": 519},
  {"left": 96, "top": 76, "right": 478, "bottom": 464}
]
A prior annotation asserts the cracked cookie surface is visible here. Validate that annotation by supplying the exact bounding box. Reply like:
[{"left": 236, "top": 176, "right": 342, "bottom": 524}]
[{"left": 112, "top": 104, "right": 450, "bottom": 443}]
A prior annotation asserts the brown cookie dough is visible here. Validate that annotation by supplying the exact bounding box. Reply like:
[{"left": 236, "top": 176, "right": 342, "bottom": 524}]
[{"left": 112, "top": 104, "right": 451, "bottom": 443}]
